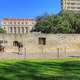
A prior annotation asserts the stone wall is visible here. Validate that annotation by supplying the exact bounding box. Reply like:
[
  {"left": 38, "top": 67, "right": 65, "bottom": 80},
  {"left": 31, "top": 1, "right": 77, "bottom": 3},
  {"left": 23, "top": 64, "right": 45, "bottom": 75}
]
[{"left": 0, "top": 33, "right": 80, "bottom": 58}]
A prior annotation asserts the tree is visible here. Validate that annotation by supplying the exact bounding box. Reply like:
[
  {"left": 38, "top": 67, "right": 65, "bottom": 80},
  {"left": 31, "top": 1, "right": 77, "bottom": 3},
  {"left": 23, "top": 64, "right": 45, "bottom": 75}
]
[
  {"left": 32, "top": 11, "right": 80, "bottom": 34},
  {"left": 0, "top": 28, "right": 6, "bottom": 33},
  {"left": 32, "top": 14, "right": 60, "bottom": 33}
]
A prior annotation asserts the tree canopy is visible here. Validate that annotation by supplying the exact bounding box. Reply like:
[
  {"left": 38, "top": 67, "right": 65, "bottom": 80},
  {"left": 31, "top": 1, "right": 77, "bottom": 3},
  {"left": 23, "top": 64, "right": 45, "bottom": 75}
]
[
  {"left": 0, "top": 27, "right": 6, "bottom": 33},
  {"left": 32, "top": 11, "right": 80, "bottom": 34}
]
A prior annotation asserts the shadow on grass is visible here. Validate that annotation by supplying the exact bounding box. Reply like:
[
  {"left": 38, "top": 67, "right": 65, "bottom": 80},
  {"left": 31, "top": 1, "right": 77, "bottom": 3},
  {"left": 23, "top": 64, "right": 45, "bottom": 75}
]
[{"left": 0, "top": 60, "right": 80, "bottom": 80}]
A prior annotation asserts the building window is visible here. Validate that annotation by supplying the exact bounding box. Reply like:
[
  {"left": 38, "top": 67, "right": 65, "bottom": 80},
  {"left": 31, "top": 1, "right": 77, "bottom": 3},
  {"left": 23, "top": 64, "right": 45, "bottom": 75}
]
[
  {"left": 0, "top": 40, "right": 7, "bottom": 44},
  {"left": 14, "top": 22, "right": 16, "bottom": 24},
  {"left": 4, "top": 22, "right": 6, "bottom": 25},
  {"left": 28, "top": 22, "right": 31, "bottom": 25},
  {"left": 4, "top": 40, "right": 8, "bottom": 43},
  {"left": 18, "top": 27, "right": 20, "bottom": 33},
  {"left": 26, "top": 22, "right": 28, "bottom": 24},
  {"left": 25, "top": 27, "right": 28, "bottom": 33},
  {"left": 38, "top": 37, "right": 46, "bottom": 45},
  {"left": 22, "top": 22, "right": 24, "bottom": 24},
  {"left": 10, "top": 22, "right": 12, "bottom": 24},
  {"left": 9, "top": 27, "right": 13, "bottom": 33},
  {"left": 13, "top": 41, "right": 19, "bottom": 47},
  {"left": 0, "top": 40, "right": 3, "bottom": 44},
  {"left": 13, "top": 41, "right": 23, "bottom": 48},
  {"left": 22, "top": 27, "right": 24, "bottom": 33},
  {"left": 14, "top": 27, "right": 16, "bottom": 33},
  {"left": 18, "top": 22, "right": 20, "bottom": 24},
  {"left": 77, "top": 7, "right": 80, "bottom": 9}
]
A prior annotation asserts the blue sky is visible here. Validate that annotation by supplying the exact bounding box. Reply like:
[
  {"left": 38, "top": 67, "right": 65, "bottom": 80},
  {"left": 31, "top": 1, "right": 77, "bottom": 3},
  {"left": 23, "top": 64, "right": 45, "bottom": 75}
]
[{"left": 0, "top": 0, "right": 61, "bottom": 18}]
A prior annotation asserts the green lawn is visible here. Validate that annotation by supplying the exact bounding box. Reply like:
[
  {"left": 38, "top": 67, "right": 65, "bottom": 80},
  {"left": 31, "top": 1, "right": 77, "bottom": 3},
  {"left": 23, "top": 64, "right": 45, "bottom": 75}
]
[{"left": 0, "top": 58, "right": 80, "bottom": 80}]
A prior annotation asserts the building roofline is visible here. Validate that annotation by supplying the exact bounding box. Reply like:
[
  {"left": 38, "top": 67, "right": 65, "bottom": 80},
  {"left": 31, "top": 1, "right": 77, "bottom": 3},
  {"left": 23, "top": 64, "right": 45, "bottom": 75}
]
[{"left": 2, "top": 18, "right": 34, "bottom": 21}]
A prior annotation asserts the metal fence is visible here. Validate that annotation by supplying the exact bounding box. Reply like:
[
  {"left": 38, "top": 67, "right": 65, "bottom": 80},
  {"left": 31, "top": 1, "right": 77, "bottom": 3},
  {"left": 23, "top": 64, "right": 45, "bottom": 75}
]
[{"left": 0, "top": 47, "right": 80, "bottom": 60}]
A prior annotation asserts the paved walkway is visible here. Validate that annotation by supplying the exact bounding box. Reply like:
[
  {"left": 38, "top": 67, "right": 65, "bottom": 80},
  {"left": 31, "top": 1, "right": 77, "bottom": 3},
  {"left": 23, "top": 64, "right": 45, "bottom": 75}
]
[
  {"left": 0, "top": 52, "right": 60, "bottom": 60},
  {"left": 0, "top": 52, "right": 80, "bottom": 60}
]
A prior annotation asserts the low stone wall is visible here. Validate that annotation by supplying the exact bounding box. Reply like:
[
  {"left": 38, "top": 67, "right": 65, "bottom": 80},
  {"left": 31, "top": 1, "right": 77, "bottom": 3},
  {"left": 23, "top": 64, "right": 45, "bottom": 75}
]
[{"left": 0, "top": 33, "right": 80, "bottom": 59}]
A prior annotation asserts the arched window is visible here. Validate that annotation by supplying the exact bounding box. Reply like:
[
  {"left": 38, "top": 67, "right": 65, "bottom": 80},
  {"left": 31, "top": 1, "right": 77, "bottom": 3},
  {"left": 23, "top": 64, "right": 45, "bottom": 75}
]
[
  {"left": 13, "top": 41, "right": 23, "bottom": 48},
  {"left": 13, "top": 41, "right": 19, "bottom": 47}
]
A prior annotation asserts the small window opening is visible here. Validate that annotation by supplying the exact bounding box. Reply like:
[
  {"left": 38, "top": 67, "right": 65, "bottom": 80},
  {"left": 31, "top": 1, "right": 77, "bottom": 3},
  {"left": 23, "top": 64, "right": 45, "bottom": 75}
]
[{"left": 39, "top": 37, "right": 46, "bottom": 45}]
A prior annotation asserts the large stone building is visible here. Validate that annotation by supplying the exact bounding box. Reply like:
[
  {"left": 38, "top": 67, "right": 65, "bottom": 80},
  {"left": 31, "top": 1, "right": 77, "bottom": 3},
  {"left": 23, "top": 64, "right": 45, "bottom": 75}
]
[
  {"left": 1, "top": 18, "right": 36, "bottom": 34},
  {"left": 61, "top": 0, "right": 80, "bottom": 12}
]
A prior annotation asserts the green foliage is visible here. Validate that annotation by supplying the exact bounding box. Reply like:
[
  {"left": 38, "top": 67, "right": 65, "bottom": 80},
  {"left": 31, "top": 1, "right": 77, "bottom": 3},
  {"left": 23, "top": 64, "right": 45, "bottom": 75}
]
[
  {"left": 0, "top": 27, "right": 6, "bottom": 33},
  {"left": 33, "top": 11, "right": 80, "bottom": 33}
]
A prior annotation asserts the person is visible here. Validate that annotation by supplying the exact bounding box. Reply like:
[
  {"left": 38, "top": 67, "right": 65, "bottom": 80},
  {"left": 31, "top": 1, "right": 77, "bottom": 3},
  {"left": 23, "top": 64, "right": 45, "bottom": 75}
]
[
  {"left": 0, "top": 44, "right": 4, "bottom": 52},
  {"left": 17, "top": 42, "right": 23, "bottom": 55}
]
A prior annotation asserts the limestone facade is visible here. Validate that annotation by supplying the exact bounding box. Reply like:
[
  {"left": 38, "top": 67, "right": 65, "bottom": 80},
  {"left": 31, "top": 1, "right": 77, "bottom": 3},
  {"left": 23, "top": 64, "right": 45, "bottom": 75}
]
[
  {"left": 61, "top": 0, "right": 80, "bottom": 12},
  {"left": 1, "top": 18, "right": 36, "bottom": 34},
  {"left": 0, "top": 33, "right": 80, "bottom": 57}
]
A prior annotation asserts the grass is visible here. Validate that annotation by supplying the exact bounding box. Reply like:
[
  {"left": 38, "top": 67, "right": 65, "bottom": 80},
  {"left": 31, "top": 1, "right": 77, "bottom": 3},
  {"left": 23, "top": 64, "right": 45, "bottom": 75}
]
[{"left": 0, "top": 58, "right": 80, "bottom": 80}]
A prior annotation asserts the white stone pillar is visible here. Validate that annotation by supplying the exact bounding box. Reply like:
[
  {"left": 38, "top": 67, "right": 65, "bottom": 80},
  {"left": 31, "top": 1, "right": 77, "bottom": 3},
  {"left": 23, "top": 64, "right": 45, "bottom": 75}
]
[
  {"left": 20, "top": 27, "right": 22, "bottom": 34},
  {"left": 24, "top": 27, "right": 26, "bottom": 34}
]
